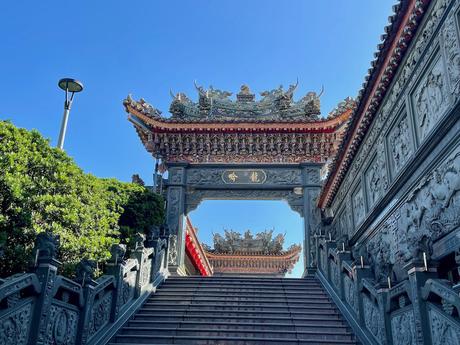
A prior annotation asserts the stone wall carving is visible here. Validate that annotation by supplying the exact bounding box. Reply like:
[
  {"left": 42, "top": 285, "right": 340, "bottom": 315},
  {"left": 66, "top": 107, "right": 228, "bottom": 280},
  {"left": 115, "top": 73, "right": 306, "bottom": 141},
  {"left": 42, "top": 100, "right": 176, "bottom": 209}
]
[
  {"left": 412, "top": 55, "right": 449, "bottom": 140},
  {"left": 332, "top": 0, "right": 452, "bottom": 215},
  {"left": 88, "top": 292, "right": 112, "bottom": 340},
  {"left": 185, "top": 189, "right": 304, "bottom": 216},
  {"left": 166, "top": 187, "right": 182, "bottom": 236},
  {"left": 391, "top": 309, "right": 417, "bottom": 345},
  {"left": 187, "top": 169, "right": 221, "bottom": 185},
  {"left": 399, "top": 147, "right": 460, "bottom": 258},
  {"left": 186, "top": 168, "right": 303, "bottom": 186},
  {"left": 366, "top": 141, "right": 389, "bottom": 207},
  {"left": 44, "top": 304, "right": 79, "bottom": 345},
  {"left": 343, "top": 275, "right": 358, "bottom": 315},
  {"left": 352, "top": 186, "right": 365, "bottom": 226},
  {"left": 168, "top": 168, "right": 184, "bottom": 184},
  {"left": 429, "top": 306, "right": 460, "bottom": 345},
  {"left": 388, "top": 113, "right": 414, "bottom": 176},
  {"left": 363, "top": 295, "right": 384, "bottom": 344},
  {"left": 442, "top": 12, "right": 460, "bottom": 97},
  {"left": 330, "top": 259, "right": 340, "bottom": 289},
  {"left": 168, "top": 235, "right": 178, "bottom": 265},
  {"left": 0, "top": 301, "right": 33, "bottom": 345}
]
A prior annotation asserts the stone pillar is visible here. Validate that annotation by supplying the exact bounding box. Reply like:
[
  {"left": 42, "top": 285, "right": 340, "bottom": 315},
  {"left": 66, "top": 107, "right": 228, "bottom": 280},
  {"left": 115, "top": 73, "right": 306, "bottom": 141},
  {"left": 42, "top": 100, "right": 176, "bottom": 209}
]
[
  {"left": 301, "top": 164, "right": 322, "bottom": 275},
  {"left": 404, "top": 260, "right": 438, "bottom": 345},
  {"left": 165, "top": 163, "right": 187, "bottom": 276}
]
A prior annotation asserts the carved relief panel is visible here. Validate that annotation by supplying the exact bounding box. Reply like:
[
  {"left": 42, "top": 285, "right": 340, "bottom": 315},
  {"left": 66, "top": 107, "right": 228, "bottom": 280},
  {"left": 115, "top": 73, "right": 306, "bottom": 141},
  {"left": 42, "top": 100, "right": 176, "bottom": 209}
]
[
  {"left": 352, "top": 184, "right": 365, "bottom": 227},
  {"left": 411, "top": 53, "right": 449, "bottom": 141},
  {"left": 387, "top": 112, "right": 414, "bottom": 177},
  {"left": 365, "top": 142, "right": 389, "bottom": 208},
  {"left": 391, "top": 309, "right": 417, "bottom": 345},
  {"left": 442, "top": 12, "right": 460, "bottom": 97}
]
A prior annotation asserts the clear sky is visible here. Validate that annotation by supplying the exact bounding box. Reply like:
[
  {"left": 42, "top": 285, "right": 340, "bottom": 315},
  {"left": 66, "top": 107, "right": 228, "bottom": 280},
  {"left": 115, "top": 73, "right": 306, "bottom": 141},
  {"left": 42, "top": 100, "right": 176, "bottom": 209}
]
[{"left": 1, "top": 0, "right": 395, "bottom": 277}]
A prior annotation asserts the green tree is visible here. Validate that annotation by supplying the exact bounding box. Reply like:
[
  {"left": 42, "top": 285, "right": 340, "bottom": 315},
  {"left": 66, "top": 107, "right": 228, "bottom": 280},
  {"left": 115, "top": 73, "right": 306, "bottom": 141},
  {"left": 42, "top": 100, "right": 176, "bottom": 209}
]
[{"left": 0, "top": 121, "right": 164, "bottom": 277}]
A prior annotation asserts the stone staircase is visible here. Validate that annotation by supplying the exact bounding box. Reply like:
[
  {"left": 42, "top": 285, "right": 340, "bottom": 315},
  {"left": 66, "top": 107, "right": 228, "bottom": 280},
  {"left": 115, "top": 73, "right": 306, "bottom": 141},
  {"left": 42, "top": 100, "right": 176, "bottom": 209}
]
[{"left": 109, "top": 275, "right": 358, "bottom": 345}]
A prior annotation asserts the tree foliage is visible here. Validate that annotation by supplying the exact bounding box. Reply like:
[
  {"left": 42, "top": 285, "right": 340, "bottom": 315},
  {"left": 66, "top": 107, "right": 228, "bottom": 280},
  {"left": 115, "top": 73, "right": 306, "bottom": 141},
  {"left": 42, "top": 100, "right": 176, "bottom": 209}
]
[{"left": 0, "top": 121, "right": 164, "bottom": 277}]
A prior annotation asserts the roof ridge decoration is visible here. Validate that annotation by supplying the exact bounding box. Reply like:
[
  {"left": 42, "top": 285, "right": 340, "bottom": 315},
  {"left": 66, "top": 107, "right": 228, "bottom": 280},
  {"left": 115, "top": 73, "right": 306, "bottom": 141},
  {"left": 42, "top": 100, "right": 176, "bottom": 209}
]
[
  {"left": 128, "top": 82, "right": 326, "bottom": 123},
  {"left": 205, "top": 229, "right": 299, "bottom": 255},
  {"left": 318, "top": 0, "right": 430, "bottom": 209}
]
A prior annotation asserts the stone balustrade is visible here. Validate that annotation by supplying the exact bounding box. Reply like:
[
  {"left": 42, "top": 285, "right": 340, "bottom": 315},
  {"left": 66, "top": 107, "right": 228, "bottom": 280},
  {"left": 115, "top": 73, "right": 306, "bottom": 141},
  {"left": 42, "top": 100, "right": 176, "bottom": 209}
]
[{"left": 0, "top": 230, "right": 169, "bottom": 345}]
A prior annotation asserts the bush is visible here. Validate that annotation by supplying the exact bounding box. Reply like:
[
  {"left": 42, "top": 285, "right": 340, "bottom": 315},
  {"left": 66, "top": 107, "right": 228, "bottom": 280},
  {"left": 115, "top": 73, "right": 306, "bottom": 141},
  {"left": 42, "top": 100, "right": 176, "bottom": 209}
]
[{"left": 0, "top": 120, "right": 164, "bottom": 277}]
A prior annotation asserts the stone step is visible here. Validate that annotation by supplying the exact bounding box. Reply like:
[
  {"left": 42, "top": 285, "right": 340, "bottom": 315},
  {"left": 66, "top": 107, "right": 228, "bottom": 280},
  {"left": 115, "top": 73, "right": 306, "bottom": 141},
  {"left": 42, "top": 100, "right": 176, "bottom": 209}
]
[
  {"left": 163, "top": 279, "right": 321, "bottom": 286},
  {"left": 132, "top": 313, "right": 345, "bottom": 324},
  {"left": 134, "top": 308, "right": 342, "bottom": 319},
  {"left": 110, "top": 336, "right": 357, "bottom": 345},
  {"left": 145, "top": 300, "right": 334, "bottom": 309},
  {"left": 118, "top": 326, "right": 355, "bottom": 340},
  {"left": 152, "top": 292, "right": 330, "bottom": 301},
  {"left": 168, "top": 275, "right": 318, "bottom": 284},
  {"left": 160, "top": 284, "right": 324, "bottom": 292},
  {"left": 110, "top": 334, "right": 356, "bottom": 345},
  {"left": 154, "top": 289, "right": 328, "bottom": 297},
  {"left": 148, "top": 294, "right": 331, "bottom": 301},
  {"left": 127, "top": 319, "right": 350, "bottom": 332}
]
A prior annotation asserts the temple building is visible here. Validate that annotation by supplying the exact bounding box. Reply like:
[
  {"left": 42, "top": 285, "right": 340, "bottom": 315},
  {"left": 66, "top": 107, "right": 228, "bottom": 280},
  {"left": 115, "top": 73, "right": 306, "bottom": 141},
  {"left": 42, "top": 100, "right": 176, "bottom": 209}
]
[
  {"left": 182, "top": 216, "right": 301, "bottom": 277},
  {"left": 203, "top": 229, "right": 301, "bottom": 277}
]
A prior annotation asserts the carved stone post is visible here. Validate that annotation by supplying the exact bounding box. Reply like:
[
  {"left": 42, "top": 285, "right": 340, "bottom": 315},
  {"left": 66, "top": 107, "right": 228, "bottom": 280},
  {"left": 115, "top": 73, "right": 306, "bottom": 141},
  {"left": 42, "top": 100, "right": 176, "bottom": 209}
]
[
  {"left": 165, "top": 163, "right": 187, "bottom": 276},
  {"left": 105, "top": 244, "right": 127, "bottom": 322},
  {"left": 404, "top": 260, "right": 438, "bottom": 345},
  {"left": 354, "top": 266, "right": 373, "bottom": 326},
  {"left": 29, "top": 232, "right": 61, "bottom": 345},
  {"left": 75, "top": 261, "right": 98, "bottom": 345},
  {"left": 301, "top": 164, "right": 322, "bottom": 275}
]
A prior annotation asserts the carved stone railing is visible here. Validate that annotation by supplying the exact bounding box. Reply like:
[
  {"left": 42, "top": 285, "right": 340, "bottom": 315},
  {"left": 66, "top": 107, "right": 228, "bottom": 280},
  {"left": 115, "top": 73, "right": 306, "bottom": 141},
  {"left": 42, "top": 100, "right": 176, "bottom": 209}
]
[
  {"left": 0, "top": 230, "right": 169, "bottom": 345},
  {"left": 314, "top": 237, "right": 460, "bottom": 345}
]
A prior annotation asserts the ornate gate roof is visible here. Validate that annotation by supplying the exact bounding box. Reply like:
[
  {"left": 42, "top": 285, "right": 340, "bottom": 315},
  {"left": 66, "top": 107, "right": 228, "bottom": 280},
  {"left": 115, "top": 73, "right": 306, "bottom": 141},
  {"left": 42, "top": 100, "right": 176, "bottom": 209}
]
[{"left": 124, "top": 83, "right": 355, "bottom": 164}]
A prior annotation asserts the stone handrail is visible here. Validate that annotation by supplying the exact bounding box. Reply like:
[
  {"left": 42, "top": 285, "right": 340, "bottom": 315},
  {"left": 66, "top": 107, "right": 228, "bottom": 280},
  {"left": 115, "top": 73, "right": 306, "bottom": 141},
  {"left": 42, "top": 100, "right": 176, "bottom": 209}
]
[{"left": 0, "top": 230, "right": 170, "bottom": 345}]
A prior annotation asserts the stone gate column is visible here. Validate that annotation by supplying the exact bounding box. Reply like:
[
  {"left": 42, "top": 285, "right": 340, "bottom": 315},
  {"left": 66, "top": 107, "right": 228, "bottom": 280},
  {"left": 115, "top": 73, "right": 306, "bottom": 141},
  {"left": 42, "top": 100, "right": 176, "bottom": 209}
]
[
  {"left": 165, "top": 163, "right": 187, "bottom": 275},
  {"left": 301, "top": 164, "right": 322, "bottom": 275}
]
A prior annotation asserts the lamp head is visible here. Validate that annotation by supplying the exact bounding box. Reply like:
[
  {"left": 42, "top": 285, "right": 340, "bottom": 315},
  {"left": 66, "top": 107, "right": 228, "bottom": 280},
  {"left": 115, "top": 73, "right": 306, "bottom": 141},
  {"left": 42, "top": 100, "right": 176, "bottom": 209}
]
[{"left": 58, "top": 78, "right": 83, "bottom": 93}]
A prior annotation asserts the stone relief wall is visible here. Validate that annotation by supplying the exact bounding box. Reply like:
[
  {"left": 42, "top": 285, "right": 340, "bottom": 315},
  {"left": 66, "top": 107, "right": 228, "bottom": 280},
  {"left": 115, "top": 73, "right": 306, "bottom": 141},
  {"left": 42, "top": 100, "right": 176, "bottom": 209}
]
[
  {"left": 387, "top": 113, "right": 414, "bottom": 177},
  {"left": 352, "top": 185, "right": 365, "bottom": 226},
  {"left": 317, "top": 2, "right": 460, "bottom": 345},
  {"left": 390, "top": 309, "right": 417, "bottom": 345},
  {"left": 428, "top": 306, "right": 460, "bottom": 345},
  {"left": 331, "top": 0, "right": 458, "bottom": 229},
  {"left": 412, "top": 54, "right": 449, "bottom": 141}
]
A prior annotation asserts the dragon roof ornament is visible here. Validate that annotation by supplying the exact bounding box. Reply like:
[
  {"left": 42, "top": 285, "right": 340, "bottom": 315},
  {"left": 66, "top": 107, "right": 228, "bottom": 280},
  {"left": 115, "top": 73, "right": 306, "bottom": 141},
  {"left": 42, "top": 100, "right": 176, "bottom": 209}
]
[
  {"left": 205, "top": 229, "right": 300, "bottom": 255},
  {"left": 147, "top": 82, "right": 323, "bottom": 122}
]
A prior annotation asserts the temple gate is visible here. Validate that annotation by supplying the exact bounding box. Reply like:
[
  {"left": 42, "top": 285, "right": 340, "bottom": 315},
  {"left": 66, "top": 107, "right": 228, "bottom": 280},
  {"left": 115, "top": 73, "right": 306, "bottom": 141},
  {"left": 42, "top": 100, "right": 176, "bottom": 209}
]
[{"left": 124, "top": 83, "right": 354, "bottom": 275}]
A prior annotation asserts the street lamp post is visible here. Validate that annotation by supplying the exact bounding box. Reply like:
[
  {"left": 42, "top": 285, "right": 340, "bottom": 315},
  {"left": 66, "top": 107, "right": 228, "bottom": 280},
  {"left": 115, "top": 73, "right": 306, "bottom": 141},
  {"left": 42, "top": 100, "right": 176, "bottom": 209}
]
[{"left": 57, "top": 78, "right": 83, "bottom": 150}]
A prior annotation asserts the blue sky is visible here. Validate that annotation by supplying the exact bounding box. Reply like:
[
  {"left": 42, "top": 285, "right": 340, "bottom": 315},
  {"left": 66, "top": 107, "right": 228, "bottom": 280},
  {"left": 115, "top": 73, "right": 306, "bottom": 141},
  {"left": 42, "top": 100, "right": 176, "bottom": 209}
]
[{"left": 1, "top": 0, "right": 395, "bottom": 276}]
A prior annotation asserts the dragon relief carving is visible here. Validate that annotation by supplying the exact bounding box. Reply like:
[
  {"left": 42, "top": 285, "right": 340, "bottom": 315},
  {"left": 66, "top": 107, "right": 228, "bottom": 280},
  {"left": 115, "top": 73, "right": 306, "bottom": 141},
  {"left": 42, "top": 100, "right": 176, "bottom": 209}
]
[
  {"left": 400, "top": 149, "right": 460, "bottom": 258},
  {"left": 413, "top": 56, "right": 448, "bottom": 140}
]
